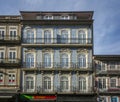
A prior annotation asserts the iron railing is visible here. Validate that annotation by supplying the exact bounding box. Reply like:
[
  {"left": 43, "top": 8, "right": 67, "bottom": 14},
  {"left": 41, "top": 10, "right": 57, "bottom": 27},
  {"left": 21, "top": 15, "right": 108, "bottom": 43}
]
[
  {"left": 0, "top": 58, "right": 20, "bottom": 64},
  {"left": 22, "top": 62, "right": 92, "bottom": 70},
  {"left": 0, "top": 35, "right": 20, "bottom": 41},
  {"left": 22, "top": 38, "right": 92, "bottom": 44},
  {"left": 22, "top": 85, "right": 93, "bottom": 93}
]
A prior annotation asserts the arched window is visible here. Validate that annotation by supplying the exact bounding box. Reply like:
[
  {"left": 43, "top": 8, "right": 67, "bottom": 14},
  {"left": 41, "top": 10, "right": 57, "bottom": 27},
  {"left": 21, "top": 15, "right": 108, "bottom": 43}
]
[
  {"left": 78, "top": 54, "right": 86, "bottom": 68},
  {"left": 61, "top": 54, "right": 69, "bottom": 68},
  {"left": 61, "top": 30, "right": 68, "bottom": 43},
  {"left": 26, "top": 76, "right": 34, "bottom": 92},
  {"left": 78, "top": 30, "right": 86, "bottom": 44},
  {"left": 44, "top": 53, "right": 51, "bottom": 68},
  {"left": 79, "top": 77, "right": 86, "bottom": 91},
  {"left": 60, "top": 76, "right": 69, "bottom": 91},
  {"left": 26, "top": 53, "right": 35, "bottom": 68},
  {"left": 43, "top": 77, "right": 51, "bottom": 91},
  {"left": 26, "top": 29, "right": 34, "bottom": 43},
  {"left": 44, "top": 30, "right": 51, "bottom": 43}
]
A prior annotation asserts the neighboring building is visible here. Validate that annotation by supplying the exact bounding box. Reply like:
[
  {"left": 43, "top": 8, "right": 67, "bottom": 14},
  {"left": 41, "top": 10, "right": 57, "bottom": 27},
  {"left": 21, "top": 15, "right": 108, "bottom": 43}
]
[
  {"left": 0, "top": 16, "right": 21, "bottom": 102},
  {"left": 20, "top": 11, "right": 96, "bottom": 102},
  {"left": 94, "top": 55, "right": 120, "bottom": 102}
]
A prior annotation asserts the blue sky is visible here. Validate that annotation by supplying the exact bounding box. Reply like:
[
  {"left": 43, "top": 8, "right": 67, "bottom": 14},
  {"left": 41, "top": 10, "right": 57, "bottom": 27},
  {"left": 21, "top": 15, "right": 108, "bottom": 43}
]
[{"left": 0, "top": 0, "right": 120, "bottom": 55}]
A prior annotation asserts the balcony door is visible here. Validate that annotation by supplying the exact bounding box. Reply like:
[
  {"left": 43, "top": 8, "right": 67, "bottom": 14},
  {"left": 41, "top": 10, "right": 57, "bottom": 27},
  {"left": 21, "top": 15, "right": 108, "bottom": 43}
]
[
  {"left": 61, "top": 54, "right": 69, "bottom": 68},
  {"left": 9, "top": 51, "right": 16, "bottom": 62},
  {"left": 44, "top": 53, "right": 51, "bottom": 68},
  {"left": 61, "top": 30, "right": 68, "bottom": 43},
  {"left": 27, "top": 30, "right": 34, "bottom": 43},
  {"left": 0, "top": 51, "right": 4, "bottom": 62},
  {"left": 44, "top": 30, "right": 51, "bottom": 43},
  {"left": 10, "top": 30, "right": 17, "bottom": 40},
  {"left": 78, "top": 30, "right": 86, "bottom": 44},
  {"left": 78, "top": 77, "right": 86, "bottom": 92},
  {"left": 26, "top": 53, "right": 35, "bottom": 68},
  {"left": 60, "top": 76, "right": 69, "bottom": 92},
  {"left": 26, "top": 76, "right": 34, "bottom": 92},
  {"left": 43, "top": 77, "right": 52, "bottom": 92},
  {"left": 78, "top": 54, "right": 86, "bottom": 68},
  {"left": 0, "top": 30, "right": 5, "bottom": 40}
]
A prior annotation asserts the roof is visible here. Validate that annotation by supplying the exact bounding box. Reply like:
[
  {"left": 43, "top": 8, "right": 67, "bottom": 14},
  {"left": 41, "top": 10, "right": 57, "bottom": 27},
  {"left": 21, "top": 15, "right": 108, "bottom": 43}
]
[
  {"left": 20, "top": 11, "right": 93, "bottom": 20},
  {"left": 94, "top": 55, "right": 120, "bottom": 61}
]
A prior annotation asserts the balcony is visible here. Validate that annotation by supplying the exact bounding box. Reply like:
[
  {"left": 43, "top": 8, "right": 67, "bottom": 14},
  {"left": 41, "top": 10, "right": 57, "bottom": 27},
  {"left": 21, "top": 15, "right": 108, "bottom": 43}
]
[
  {"left": 0, "top": 58, "right": 21, "bottom": 67},
  {"left": 22, "top": 38, "right": 92, "bottom": 47},
  {"left": 22, "top": 62, "right": 92, "bottom": 71},
  {"left": 0, "top": 35, "right": 21, "bottom": 44},
  {"left": 22, "top": 85, "right": 94, "bottom": 94},
  {"left": 98, "top": 86, "right": 120, "bottom": 94}
]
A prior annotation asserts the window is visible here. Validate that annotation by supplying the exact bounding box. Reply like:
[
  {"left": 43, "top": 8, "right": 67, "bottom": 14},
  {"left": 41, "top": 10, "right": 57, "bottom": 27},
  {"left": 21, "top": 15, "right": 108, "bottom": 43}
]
[
  {"left": 0, "top": 28, "right": 5, "bottom": 40},
  {"left": 109, "top": 62, "right": 116, "bottom": 70},
  {"left": 0, "top": 73, "right": 4, "bottom": 85},
  {"left": 8, "top": 73, "right": 16, "bottom": 85},
  {"left": 43, "top": 15, "right": 53, "bottom": 20},
  {"left": 26, "top": 76, "right": 34, "bottom": 92},
  {"left": 0, "top": 50, "right": 4, "bottom": 62},
  {"left": 78, "top": 54, "right": 86, "bottom": 68},
  {"left": 44, "top": 53, "right": 51, "bottom": 68},
  {"left": 26, "top": 29, "right": 34, "bottom": 43},
  {"left": 61, "top": 30, "right": 68, "bottom": 43},
  {"left": 43, "top": 77, "right": 51, "bottom": 91},
  {"left": 26, "top": 53, "right": 35, "bottom": 68},
  {"left": 111, "top": 97, "right": 118, "bottom": 102},
  {"left": 9, "top": 50, "right": 16, "bottom": 62},
  {"left": 60, "top": 15, "right": 69, "bottom": 20},
  {"left": 79, "top": 77, "right": 86, "bottom": 91},
  {"left": 60, "top": 76, "right": 69, "bottom": 91},
  {"left": 98, "top": 78, "right": 107, "bottom": 90},
  {"left": 110, "top": 78, "right": 117, "bottom": 88},
  {"left": 78, "top": 30, "right": 86, "bottom": 44},
  {"left": 61, "top": 54, "right": 69, "bottom": 68},
  {"left": 9, "top": 29, "right": 17, "bottom": 40},
  {"left": 44, "top": 30, "right": 51, "bottom": 43}
]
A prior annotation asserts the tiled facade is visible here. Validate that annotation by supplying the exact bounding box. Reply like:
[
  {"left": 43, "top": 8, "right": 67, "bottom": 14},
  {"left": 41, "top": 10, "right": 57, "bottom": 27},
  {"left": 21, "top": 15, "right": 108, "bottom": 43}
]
[{"left": 0, "top": 11, "right": 119, "bottom": 102}]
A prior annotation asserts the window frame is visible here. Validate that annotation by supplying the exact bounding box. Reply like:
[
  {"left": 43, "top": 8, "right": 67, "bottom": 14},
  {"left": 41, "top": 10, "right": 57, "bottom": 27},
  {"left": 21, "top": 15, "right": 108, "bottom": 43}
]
[
  {"left": 60, "top": 52, "right": 71, "bottom": 68},
  {"left": 8, "top": 72, "right": 16, "bottom": 85},
  {"left": 25, "top": 52, "right": 36, "bottom": 68},
  {"left": 43, "top": 15, "right": 53, "bottom": 20},
  {"left": 0, "top": 26, "right": 6, "bottom": 40},
  {"left": 60, "top": 75, "right": 71, "bottom": 92},
  {"left": 9, "top": 26, "right": 18, "bottom": 40},
  {"left": 110, "top": 78, "right": 117, "bottom": 88},
  {"left": 60, "top": 15, "right": 70, "bottom": 20},
  {"left": 25, "top": 75, "right": 35, "bottom": 92},
  {"left": 0, "top": 73, "right": 4, "bottom": 85},
  {"left": 77, "top": 29, "right": 88, "bottom": 44},
  {"left": 98, "top": 77, "right": 108, "bottom": 91}
]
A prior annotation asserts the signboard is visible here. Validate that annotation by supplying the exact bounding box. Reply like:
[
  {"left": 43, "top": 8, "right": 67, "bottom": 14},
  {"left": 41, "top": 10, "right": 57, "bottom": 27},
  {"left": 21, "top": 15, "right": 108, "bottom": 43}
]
[{"left": 20, "top": 94, "right": 56, "bottom": 100}]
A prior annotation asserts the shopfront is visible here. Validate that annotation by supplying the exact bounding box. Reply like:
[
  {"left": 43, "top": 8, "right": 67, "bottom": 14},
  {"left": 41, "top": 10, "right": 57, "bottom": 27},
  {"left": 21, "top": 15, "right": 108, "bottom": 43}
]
[{"left": 19, "top": 94, "right": 57, "bottom": 102}]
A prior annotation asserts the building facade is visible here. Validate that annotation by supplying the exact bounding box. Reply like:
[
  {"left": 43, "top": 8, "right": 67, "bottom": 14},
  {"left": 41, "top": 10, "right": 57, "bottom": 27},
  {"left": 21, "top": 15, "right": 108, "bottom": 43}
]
[
  {"left": 0, "top": 11, "right": 119, "bottom": 102},
  {"left": 20, "top": 11, "right": 96, "bottom": 102},
  {"left": 94, "top": 55, "right": 120, "bottom": 102},
  {"left": 0, "top": 16, "right": 21, "bottom": 102}
]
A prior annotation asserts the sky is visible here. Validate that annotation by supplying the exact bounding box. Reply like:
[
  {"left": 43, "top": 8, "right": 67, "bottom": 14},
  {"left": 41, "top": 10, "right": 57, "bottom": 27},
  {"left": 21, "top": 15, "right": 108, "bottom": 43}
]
[{"left": 0, "top": 0, "right": 120, "bottom": 55}]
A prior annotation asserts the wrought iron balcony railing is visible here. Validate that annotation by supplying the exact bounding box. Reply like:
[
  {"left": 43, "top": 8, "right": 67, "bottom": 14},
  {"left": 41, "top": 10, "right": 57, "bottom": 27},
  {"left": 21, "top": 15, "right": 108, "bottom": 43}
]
[
  {"left": 0, "top": 35, "right": 21, "bottom": 43},
  {"left": 22, "top": 62, "right": 92, "bottom": 70},
  {"left": 0, "top": 58, "right": 21, "bottom": 66},
  {"left": 22, "top": 85, "right": 93, "bottom": 94},
  {"left": 22, "top": 38, "right": 92, "bottom": 44}
]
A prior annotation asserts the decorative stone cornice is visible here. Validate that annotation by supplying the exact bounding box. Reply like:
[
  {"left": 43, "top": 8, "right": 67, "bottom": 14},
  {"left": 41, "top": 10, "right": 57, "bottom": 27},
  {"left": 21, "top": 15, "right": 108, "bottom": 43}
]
[
  {"left": 60, "top": 48, "right": 71, "bottom": 53},
  {"left": 25, "top": 48, "right": 37, "bottom": 52},
  {"left": 42, "top": 48, "right": 54, "bottom": 53},
  {"left": 77, "top": 49, "right": 88, "bottom": 53}
]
